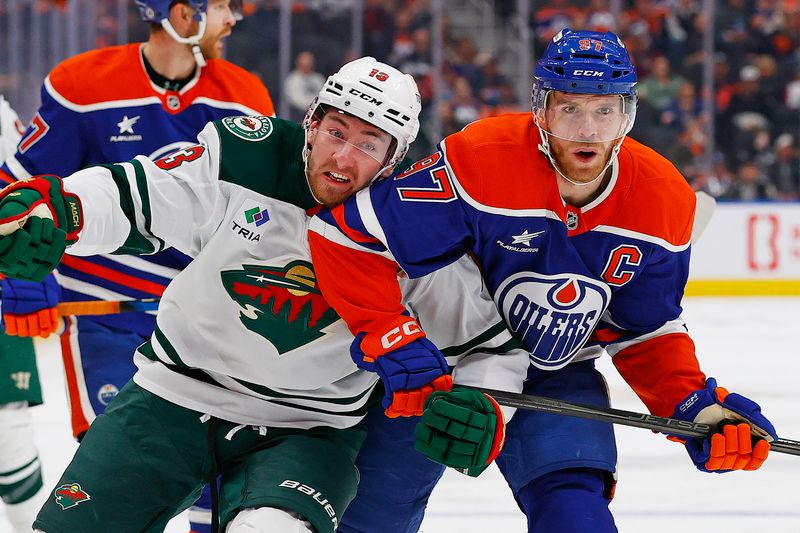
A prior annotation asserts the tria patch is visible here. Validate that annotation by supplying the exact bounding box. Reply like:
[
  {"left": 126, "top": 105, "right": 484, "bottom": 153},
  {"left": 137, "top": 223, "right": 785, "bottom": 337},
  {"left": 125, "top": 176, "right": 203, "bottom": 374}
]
[
  {"left": 54, "top": 483, "right": 91, "bottom": 510},
  {"left": 222, "top": 116, "right": 273, "bottom": 142},
  {"left": 231, "top": 199, "right": 271, "bottom": 242}
]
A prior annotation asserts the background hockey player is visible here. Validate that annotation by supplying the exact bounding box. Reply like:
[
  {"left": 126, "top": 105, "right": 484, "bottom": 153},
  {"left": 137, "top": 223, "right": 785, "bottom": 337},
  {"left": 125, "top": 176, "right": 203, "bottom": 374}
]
[
  {"left": 309, "top": 29, "right": 778, "bottom": 533},
  {"left": 0, "top": 2, "right": 273, "bottom": 531},
  {"left": 0, "top": 95, "right": 48, "bottom": 533},
  {"left": 0, "top": 57, "right": 526, "bottom": 533}
]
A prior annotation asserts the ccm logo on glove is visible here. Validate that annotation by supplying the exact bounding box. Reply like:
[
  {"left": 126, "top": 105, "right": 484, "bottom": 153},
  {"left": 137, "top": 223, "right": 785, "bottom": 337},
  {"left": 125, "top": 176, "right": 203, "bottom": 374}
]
[{"left": 381, "top": 319, "right": 422, "bottom": 351}]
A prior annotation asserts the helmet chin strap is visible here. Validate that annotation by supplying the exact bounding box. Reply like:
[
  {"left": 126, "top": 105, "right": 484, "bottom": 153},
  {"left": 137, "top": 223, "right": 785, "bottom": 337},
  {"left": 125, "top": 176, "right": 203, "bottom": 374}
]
[
  {"left": 161, "top": 15, "right": 208, "bottom": 68},
  {"left": 301, "top": 128, "right": 325, "bottom": 205}
]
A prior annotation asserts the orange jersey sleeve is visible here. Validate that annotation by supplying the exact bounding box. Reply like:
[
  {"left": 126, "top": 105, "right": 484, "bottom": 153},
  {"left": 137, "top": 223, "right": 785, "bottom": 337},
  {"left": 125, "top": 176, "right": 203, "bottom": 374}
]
[
  {"left": 612, "top": 332, "right": 706, "bottom": 417},
  {"left": 308, "top": 228, "right": 407, "bottom": 336}
]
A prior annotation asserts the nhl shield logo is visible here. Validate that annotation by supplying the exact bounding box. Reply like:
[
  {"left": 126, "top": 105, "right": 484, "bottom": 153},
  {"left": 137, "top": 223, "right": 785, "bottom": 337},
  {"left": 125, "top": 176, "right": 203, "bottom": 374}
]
[
  {"left": 566, "top": 211, "right": 579, "bottom": 230},
  {"left": 166, "top": 94, "right": 181, "bottom": 111},
  {"left": 54, "top": 483, "right": 91, "bottom": 510}
]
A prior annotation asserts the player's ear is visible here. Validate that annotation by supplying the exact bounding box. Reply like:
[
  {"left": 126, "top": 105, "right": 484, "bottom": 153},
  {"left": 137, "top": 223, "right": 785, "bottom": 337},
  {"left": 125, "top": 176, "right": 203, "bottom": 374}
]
[
  {"left": 379, "top": 167, "right": 394, "bottom": 179},
  {"left": 307, "top": 124, "right": 318, "bottom": 146},
  {"left": 168, "top": 1, "right": 195, "bottom": 33}
]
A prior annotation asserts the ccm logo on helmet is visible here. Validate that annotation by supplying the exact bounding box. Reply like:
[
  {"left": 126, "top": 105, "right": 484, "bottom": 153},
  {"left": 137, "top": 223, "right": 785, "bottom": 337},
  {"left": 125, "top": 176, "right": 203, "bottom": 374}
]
[
  {"left": 572, "top": 70, "right": 604, "bottom": 77},
  {"left": 348, "top": 88, "right": 383, "bottom": 106}
]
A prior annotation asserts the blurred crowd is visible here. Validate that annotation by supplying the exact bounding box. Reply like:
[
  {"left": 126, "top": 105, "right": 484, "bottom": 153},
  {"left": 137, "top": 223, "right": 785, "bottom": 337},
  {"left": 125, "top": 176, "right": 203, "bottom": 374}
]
[{"left": 24, "top": 0, "right": 800, "bottom": 200}]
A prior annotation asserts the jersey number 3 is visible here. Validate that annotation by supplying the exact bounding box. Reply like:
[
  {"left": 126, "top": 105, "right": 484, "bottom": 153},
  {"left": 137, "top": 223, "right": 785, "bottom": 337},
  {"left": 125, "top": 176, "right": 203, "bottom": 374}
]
[{"left": 155, "top": 145, "right": 205, "bottom": 170}]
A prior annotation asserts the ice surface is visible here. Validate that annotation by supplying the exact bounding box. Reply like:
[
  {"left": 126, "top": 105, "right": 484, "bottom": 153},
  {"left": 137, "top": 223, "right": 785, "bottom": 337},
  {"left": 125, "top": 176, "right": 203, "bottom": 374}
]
[{"left": 2, "top": 297, "right": 798, "bottom": 532}]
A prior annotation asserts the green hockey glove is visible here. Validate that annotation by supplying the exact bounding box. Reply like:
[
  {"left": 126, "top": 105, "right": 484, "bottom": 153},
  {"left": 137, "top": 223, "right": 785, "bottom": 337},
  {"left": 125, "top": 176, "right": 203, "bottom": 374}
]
[
  {"left": 415, "top": 388, "right": 505, "bottom": 477},
  {"left": 0, "top": 175, "right": 83, "bottom": 281}
]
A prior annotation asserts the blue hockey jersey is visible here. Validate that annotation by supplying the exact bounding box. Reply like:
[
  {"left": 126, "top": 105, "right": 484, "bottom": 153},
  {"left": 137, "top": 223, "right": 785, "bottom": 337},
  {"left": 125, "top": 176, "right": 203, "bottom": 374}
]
[{"left": 309, "top": 113, "right": 707, "bottom": 417}]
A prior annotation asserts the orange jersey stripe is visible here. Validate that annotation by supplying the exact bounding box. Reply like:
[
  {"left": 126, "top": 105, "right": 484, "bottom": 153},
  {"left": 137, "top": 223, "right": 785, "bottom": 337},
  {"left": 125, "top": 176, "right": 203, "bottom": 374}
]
[
  {"left": 59, "top": 316, "right": 92, "bottom": 439},
  {"left": 331, "top": 205, "right": 381, "bottom": 245}
]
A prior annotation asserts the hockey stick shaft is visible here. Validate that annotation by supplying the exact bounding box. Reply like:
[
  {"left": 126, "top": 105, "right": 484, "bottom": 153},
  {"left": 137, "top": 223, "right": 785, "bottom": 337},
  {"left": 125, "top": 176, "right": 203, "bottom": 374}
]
[
  {"left": 460, "top": 385, "right": 800, "bottom": 457},
  {"left": 56, "top": 298, "right": 160, "bottom": 316}
]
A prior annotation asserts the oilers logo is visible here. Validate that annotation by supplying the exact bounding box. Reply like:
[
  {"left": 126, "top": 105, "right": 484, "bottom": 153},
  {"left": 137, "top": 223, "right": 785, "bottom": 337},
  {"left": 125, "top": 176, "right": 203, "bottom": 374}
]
[
  {"left": 496, "top": 272, "right": 610, "bottom": 369},
  {"left": 97, "top": 384, "right": 119, "bottom": 406}
]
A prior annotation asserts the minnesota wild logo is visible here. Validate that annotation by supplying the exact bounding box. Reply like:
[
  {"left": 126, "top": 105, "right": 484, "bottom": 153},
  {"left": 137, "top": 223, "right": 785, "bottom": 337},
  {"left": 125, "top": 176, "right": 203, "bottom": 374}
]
[
  {"left": 54, "top": 483, "right": 91, "bottom": 510},
  {"left": 221, "top": 261, "right": 340, "bottom": 353},
  {"left": 221, "top": 115, "right": 273, "bottom": 141}
]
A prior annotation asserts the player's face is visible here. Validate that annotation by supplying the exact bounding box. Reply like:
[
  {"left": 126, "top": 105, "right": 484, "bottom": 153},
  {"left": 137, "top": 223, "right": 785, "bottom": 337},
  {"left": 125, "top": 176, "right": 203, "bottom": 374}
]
[
  {"left": 306, "top": 111, "right": 393, "bottom": 208},
  {"left": 542, "top": 92, "right": 627, "bottom": 183},
  {"left": 197, "top": 0, "right": 237, "bottom": 59}
]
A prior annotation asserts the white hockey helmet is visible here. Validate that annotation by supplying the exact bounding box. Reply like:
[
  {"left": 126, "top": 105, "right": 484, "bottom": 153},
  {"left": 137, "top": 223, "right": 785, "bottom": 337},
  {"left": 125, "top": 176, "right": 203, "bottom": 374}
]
[{"left": 303, "top": 57, "right": 421, "bottom": 173}]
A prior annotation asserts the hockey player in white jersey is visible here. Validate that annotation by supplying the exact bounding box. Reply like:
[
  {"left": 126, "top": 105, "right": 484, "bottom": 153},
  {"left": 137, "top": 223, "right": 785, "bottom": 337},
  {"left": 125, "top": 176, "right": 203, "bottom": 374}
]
[
  {"left": 0, "top": 59, "right": 526, "bottom": 532},
  {"left": 0, "top": 95, "right": 49, "bottom": 533}
]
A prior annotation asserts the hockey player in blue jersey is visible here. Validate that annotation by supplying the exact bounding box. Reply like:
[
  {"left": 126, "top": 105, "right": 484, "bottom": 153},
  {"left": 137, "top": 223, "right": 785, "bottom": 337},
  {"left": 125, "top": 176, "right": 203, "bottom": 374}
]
[
  {"left": 310, "top": 29, "right": 777, "bottom": 532},
  {"left": 0, "top": 2, "right": 273, "bottom": 532}
]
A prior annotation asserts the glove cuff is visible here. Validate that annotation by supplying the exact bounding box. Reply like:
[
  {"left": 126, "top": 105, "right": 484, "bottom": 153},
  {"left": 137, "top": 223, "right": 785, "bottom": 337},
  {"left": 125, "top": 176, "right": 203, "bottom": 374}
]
[
  {"left": 0, "top": 175, "right": 83, "bottom": 243},
  {"left": 483, "top": 393, "right": 506, "bottom": 465},
  {"left": 38, "top": 175, "right": 83, "bottom": 242},
  {"left": 358, "top": 315, "right": 426, "bottom": 362}
]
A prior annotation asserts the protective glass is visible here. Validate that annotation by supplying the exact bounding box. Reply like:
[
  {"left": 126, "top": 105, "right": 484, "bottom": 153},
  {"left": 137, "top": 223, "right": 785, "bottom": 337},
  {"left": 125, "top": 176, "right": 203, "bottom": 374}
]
[
  {"left": 206, "top": 0, "right": 242, "bottom": 20},
  {"left": 312, "top": 128, "right": 391, "bottom": 166},
  {"left": 535, "top": 92, "right": 633, "bottom": 143}
]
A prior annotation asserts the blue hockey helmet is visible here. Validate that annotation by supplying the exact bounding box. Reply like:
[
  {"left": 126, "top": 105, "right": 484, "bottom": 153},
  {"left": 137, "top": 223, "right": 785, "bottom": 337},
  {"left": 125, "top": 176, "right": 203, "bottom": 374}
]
[
  {"left": 135, "top": 0, "right": 242, "bottom": 22},
  {"left": 135, "top": 1, "right": 207, "bottom": 23},
  {"left": 534, "top": 28, "right": 637, "bottom": 97}
]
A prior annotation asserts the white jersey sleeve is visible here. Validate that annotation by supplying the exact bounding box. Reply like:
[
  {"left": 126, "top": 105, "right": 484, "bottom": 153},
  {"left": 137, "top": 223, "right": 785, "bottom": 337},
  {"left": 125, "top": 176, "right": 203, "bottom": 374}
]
[
  {"left": 65, "top": 121, "right": 226, "bottom": 258},
  {"left": 0, "top": 95, "right": 23, "bottom": 164}
]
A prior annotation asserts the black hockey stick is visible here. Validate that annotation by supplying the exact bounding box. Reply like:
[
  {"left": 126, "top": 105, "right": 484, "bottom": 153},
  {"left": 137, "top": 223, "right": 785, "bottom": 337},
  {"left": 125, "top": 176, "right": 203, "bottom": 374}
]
[{"left": 459, "top": 385, "right": 800, "bottom": 457}]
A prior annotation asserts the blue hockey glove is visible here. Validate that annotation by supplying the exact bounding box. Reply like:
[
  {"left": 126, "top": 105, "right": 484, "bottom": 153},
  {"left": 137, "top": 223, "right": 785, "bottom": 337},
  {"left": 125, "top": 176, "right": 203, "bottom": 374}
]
[
  {"left": 669, "top": 378, "right": 777, "bottom": 473},
  {"left": 351, "top": 316, "right": 452, "bottom": 418},
  {"left": 1, "top": 274, "right": 61, "bottom": 337}
]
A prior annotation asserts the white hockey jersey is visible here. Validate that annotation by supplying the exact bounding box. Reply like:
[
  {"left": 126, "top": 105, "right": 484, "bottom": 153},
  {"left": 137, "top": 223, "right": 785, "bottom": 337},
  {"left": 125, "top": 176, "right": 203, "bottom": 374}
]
[
  {"left": 63, "top": 116, "right": 528, "bottom": 429},
  {"left": 0, "top": 96, "right": 24, "bottom": 164}
]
